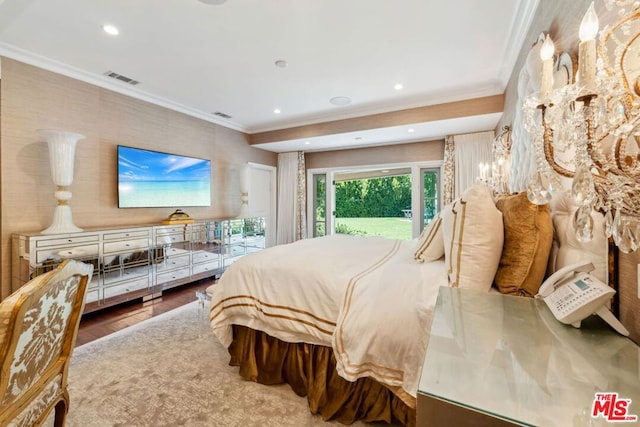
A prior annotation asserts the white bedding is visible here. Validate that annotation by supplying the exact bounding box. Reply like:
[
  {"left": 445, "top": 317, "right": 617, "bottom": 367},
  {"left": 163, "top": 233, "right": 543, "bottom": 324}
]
[{"left": 208, "top": 234, "right": 449, "bottom": 407}]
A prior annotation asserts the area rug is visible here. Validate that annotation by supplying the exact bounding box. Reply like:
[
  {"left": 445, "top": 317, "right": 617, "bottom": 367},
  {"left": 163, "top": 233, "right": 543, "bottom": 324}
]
[{"left": 58, "top": 301, "right": 381, "bottom": 427}]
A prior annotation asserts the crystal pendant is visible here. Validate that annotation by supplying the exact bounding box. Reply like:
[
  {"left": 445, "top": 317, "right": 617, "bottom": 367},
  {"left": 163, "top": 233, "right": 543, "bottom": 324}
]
[
  {"left": 593, "top": 96, "right": 607, "bottom": 129},
  {"left": 612, "top": 210, "right": 636, "bottom": 253},
  {"left": 573, "top": 205, "right": 594, "bottom": 243},
  {"left": 527, "top": 171, "right": 553, "bottom": 205},
  {"left": 571, "top": 164, "right": 595, "bottom": 204},
  {"left": 604, "top": 210, "right": 614, "bottom": 238},
  {"left": 607, "top": 99, "right": 626, "bottom": 128}
]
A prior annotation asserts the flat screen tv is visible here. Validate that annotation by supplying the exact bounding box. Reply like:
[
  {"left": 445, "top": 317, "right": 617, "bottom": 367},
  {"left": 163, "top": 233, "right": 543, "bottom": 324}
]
[{"left": 117, "top": 145, "right": 211, "bottom": 208}]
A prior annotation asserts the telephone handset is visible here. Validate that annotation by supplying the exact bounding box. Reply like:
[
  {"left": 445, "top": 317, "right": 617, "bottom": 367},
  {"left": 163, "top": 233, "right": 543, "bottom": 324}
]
[{"left": 536, "top": 262, "right": 629, "bottom": 336}]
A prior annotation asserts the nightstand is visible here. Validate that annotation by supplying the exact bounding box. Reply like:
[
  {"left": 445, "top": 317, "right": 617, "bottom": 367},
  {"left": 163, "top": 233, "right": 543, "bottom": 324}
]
[{"left": 417, "top": 287, "right": 640, "bottom": 426}]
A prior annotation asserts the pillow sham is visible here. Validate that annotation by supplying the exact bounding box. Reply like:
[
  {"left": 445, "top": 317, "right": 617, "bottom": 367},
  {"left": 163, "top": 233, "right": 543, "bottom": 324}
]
[
  {"left": 414, "top": 215, "right": 444, "bottom": 262},
  {"left": 441, "top": 183, "right": 503, "bottom": 292},
  {"left": 494, "top": 191, "right": 553, "bottom": 297}
]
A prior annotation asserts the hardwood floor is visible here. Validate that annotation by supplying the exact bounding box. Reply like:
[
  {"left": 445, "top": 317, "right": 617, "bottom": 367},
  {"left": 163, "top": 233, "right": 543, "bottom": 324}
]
[{"left": 75, "top": 279, "right": 214, "bottom": 347}]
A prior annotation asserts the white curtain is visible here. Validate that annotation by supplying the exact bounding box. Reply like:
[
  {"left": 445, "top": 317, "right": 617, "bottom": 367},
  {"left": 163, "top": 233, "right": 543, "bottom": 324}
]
[
  {"left": 453, "top": 131, "right": 494, "bottom": 198},
  {"left": 276, "top": 152, "right": 307, "bottom": 245}
]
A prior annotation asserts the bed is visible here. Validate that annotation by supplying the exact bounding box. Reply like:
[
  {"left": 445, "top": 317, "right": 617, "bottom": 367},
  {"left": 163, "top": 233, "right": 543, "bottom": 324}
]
[{"left": 208, "top": 183, "right": 609, "bottom": 426}]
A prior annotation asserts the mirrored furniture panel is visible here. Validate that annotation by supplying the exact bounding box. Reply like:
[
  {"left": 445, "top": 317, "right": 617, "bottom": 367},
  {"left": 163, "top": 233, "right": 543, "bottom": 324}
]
[
  {"left": 12, "top": 217, "right": 266, "bottom": 313},
  {"left": 417, "top": 287, "right": 640, "bottom": 426}
]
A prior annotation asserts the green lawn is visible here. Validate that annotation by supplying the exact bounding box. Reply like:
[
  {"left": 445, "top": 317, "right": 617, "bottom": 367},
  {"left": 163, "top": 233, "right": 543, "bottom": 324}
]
[{"left": 335, "top": 217, "right": 412, "bottom": 240}]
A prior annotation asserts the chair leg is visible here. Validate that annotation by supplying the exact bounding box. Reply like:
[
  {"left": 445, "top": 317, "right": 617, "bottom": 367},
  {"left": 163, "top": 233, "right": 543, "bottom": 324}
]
[{"left": 53, "top": 397, "right": 68, "bottom": 427}]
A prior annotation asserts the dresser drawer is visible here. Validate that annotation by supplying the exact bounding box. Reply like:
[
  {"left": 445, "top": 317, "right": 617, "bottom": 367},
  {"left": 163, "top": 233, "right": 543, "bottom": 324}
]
[
  {"left": 35, "top": 235, "right": 99, "bottom": 248},
  {"left": 225, "top": 244, "right": 245, "bottom": 258},
  {"left": 103, "top": 238, "right": 149, "bottom": 254},
  {"left": 192, "top": 260, "right": 219, "bottom": 276},
  {"left": 103, "top": 277, "right": 150, "bottom": 299},
  {"left": 36, "top": 244, "right": 100, "bottom": 263},
  {"left": 103, "top": 229, "right": 150, "bottom": 241},
  {"left": 156, "top": 267, "right": 191, "bottom": 284},
  {"left": 155, "top": 253, "right": 190, "bottom": 273},
  {"left": 156, "top": 233, "right": 188, "bottom": 245},
  {"left": 192, "top": 250, "right": 219, "bottom": 265},
  {"left": 156, "top": 225, "right": 188, "bottom": 234},
  {"left": 228, "top": 235, "right": 244, "bottom": 244},
  {"left": 85, "top": 288, "right": 100, "bottom": 304},
  {"left": 103, "top": 263, "right": 150, "bottom": 285}
]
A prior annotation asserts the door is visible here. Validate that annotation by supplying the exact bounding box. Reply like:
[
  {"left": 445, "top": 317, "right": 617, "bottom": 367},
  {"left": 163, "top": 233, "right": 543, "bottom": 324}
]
[{"left": 248, "top": 163, "right": 276, "bottom": 247}]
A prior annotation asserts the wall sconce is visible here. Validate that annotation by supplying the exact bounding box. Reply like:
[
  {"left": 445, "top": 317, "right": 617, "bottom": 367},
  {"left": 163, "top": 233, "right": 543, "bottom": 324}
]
[
  {"left": 477, "top": 125, "right": 512, "bottom": 195},
  {"left": 238, "top": 163, "right": 249, "bottom": 218},
  {"left": 39, "top": 129, "right": 84, "bottom": 234},
  {"left": 523, "top": 1, "right": 640, "bottom": 253}
]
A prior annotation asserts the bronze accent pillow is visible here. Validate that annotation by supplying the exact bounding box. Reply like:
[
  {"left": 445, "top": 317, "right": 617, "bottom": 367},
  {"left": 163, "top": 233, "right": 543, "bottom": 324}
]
[{"left": 494, "top": 192, "right": 553, "bottom": 297}]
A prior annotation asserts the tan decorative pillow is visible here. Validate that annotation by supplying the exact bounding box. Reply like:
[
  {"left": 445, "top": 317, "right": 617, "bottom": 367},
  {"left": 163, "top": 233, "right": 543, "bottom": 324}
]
[
  {"left": 414, "top": 215, "right": 444, "bottom": 262},
  {"left": 441, "top": 183, "right": 503, "bottom": 292},
  {"left": 494, "top": 191, "right": 553, "bottom": 297}
]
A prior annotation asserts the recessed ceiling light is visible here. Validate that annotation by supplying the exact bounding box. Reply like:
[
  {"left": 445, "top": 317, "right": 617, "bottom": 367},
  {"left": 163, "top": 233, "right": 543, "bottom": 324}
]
[
  {"left": 330, "top": 96, "right": 351, "bottom": 106},
  {"left": 273, "top": 108, "right": 281, "bottom": 114},
  {"left": 381, "top": 170, "right": 390, "bottom": 173},
  {"left": 304, "top": 141, "right": 310, "bottom": 145},
  {"left": 394, "top": 83, "right": 404, "bottom": 90},
  {"left": 102, "top": 24, "right": 119, "bottom": 36},
  {"left": 275, "top": 60, "right": 288, "bottom": 68},
  {"left": 198, "top": 0, "right": 227, "bottom": 4},
  {"left": 408, "top": 128, "right": 415, "bottom": 133}
]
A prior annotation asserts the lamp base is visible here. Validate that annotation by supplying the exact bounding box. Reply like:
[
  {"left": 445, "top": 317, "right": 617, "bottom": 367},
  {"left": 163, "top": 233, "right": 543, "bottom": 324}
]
[{"left": 41, "top": 205, "right": 83, "bottom": 234}]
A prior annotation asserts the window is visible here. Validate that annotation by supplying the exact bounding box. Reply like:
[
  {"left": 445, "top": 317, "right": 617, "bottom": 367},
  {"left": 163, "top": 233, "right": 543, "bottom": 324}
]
[{"left": 308, "top": 163, "right": 441, "bottom": 239}]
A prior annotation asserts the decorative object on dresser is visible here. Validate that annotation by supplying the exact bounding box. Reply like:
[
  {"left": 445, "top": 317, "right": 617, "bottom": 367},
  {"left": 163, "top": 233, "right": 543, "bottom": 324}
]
[
  {"left": 12, "top": 217, "right": 265, "bottom": 313},
  {"left": 39, "top": 129, "right": 85, "bottom": 235},
  {"left": 161, "top": 209, "right": 195, "bottom": 225},
  {"left": 523, "top": 0, "right": 640, "bottom": 253},
  {"left": 0, "top": 259, "right": 93, "bottom": 427}
]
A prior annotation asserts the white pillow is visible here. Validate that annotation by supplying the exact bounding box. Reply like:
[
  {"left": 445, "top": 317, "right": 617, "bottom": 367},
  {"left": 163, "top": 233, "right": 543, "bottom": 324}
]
[
  {"left": 414, "top": 215, "right": 444, "bottom": 262},
  {"left": 441, "top": 183, "right": 504, "bottom": 292}
]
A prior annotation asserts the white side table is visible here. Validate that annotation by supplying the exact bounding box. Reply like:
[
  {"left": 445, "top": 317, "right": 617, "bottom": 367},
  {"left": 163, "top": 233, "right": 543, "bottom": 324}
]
[{"left": 417, "top": 287, "right": 640, "bottom": 426}]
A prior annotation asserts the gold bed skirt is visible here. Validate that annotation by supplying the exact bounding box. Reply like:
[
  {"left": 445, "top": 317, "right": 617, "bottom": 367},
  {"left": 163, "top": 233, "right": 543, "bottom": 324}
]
[{"left": 229, "top": 325, "right": 415, "bottom": 426}]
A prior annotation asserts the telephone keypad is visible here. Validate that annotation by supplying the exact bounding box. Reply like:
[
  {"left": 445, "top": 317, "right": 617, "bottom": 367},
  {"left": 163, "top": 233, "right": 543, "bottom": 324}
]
[{"left": 546, "top": 281, "right": 606, "bottom": 316}]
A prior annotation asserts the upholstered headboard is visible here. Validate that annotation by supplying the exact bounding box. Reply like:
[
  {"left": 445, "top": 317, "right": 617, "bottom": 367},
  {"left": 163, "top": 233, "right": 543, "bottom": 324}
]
[{"left": 547, "top": 191, "right": 608, "bottom": 284}]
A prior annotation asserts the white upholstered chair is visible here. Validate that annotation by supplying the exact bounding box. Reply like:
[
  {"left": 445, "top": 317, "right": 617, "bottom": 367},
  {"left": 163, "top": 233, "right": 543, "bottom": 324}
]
[{"left": 0, "top": 259, "right": 93, "bottom": 427}]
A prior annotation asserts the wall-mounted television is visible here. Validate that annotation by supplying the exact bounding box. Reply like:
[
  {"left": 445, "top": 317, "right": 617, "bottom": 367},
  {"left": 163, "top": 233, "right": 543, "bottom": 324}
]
[{"left": 117, "top": 145, "right": 211, "bottom": 208}]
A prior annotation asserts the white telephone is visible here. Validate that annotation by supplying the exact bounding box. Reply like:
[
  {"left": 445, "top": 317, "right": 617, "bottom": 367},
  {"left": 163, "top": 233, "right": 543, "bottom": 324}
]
[{"left": 536, "top": 261, "right": 629, "bottom": 336}]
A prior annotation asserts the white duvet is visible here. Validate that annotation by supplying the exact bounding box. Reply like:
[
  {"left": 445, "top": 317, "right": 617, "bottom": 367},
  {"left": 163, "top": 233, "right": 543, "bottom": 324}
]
[{"left": 208, "top": 234, "right": 448, "bottom": 408}]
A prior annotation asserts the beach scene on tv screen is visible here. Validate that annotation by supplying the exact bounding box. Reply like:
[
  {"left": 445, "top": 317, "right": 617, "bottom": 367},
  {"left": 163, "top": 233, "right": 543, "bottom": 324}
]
[{"left": 118, "top": 146, "right": 211, "bottom": 208}]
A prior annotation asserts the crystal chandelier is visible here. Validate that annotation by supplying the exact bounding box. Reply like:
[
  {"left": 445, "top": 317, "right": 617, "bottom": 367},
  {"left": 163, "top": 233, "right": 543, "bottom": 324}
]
[
  {"left": 479, "top": 125, "right": 512, "bottom": 195},
  {"left": 523, "top": 0, "right": 640, "bottom": 253}
]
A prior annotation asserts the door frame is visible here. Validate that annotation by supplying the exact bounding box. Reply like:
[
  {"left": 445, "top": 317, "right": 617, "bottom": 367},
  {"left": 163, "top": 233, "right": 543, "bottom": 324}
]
[
  {"left": 248, "top": 162, "right": 277, "bottom": 248},
  {"left": 307, "top": 160, "right": 443, "bottom": 238}
]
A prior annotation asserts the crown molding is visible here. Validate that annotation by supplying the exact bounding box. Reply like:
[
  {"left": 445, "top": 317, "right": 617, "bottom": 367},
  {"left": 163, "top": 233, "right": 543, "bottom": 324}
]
[
  {"left": 499, "top": 0, "right": 541, "bottom": 86},
  {"left": 0, "top": 42, "right": 248, "bottom": 133}
]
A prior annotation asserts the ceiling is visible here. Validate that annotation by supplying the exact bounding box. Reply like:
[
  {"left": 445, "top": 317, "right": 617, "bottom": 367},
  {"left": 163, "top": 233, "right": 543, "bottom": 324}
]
[{"left": 0, "top": 0, "right": 538, "bottom": 152}]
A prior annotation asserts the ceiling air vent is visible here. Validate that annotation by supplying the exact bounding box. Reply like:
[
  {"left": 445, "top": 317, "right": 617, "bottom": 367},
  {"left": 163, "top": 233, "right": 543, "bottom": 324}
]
[
  {"left": 213, "top": 111, "right": 232, "bottom": 119},
  {"left": 103, "top": 70, "right": 140, "bottom": 86}
]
